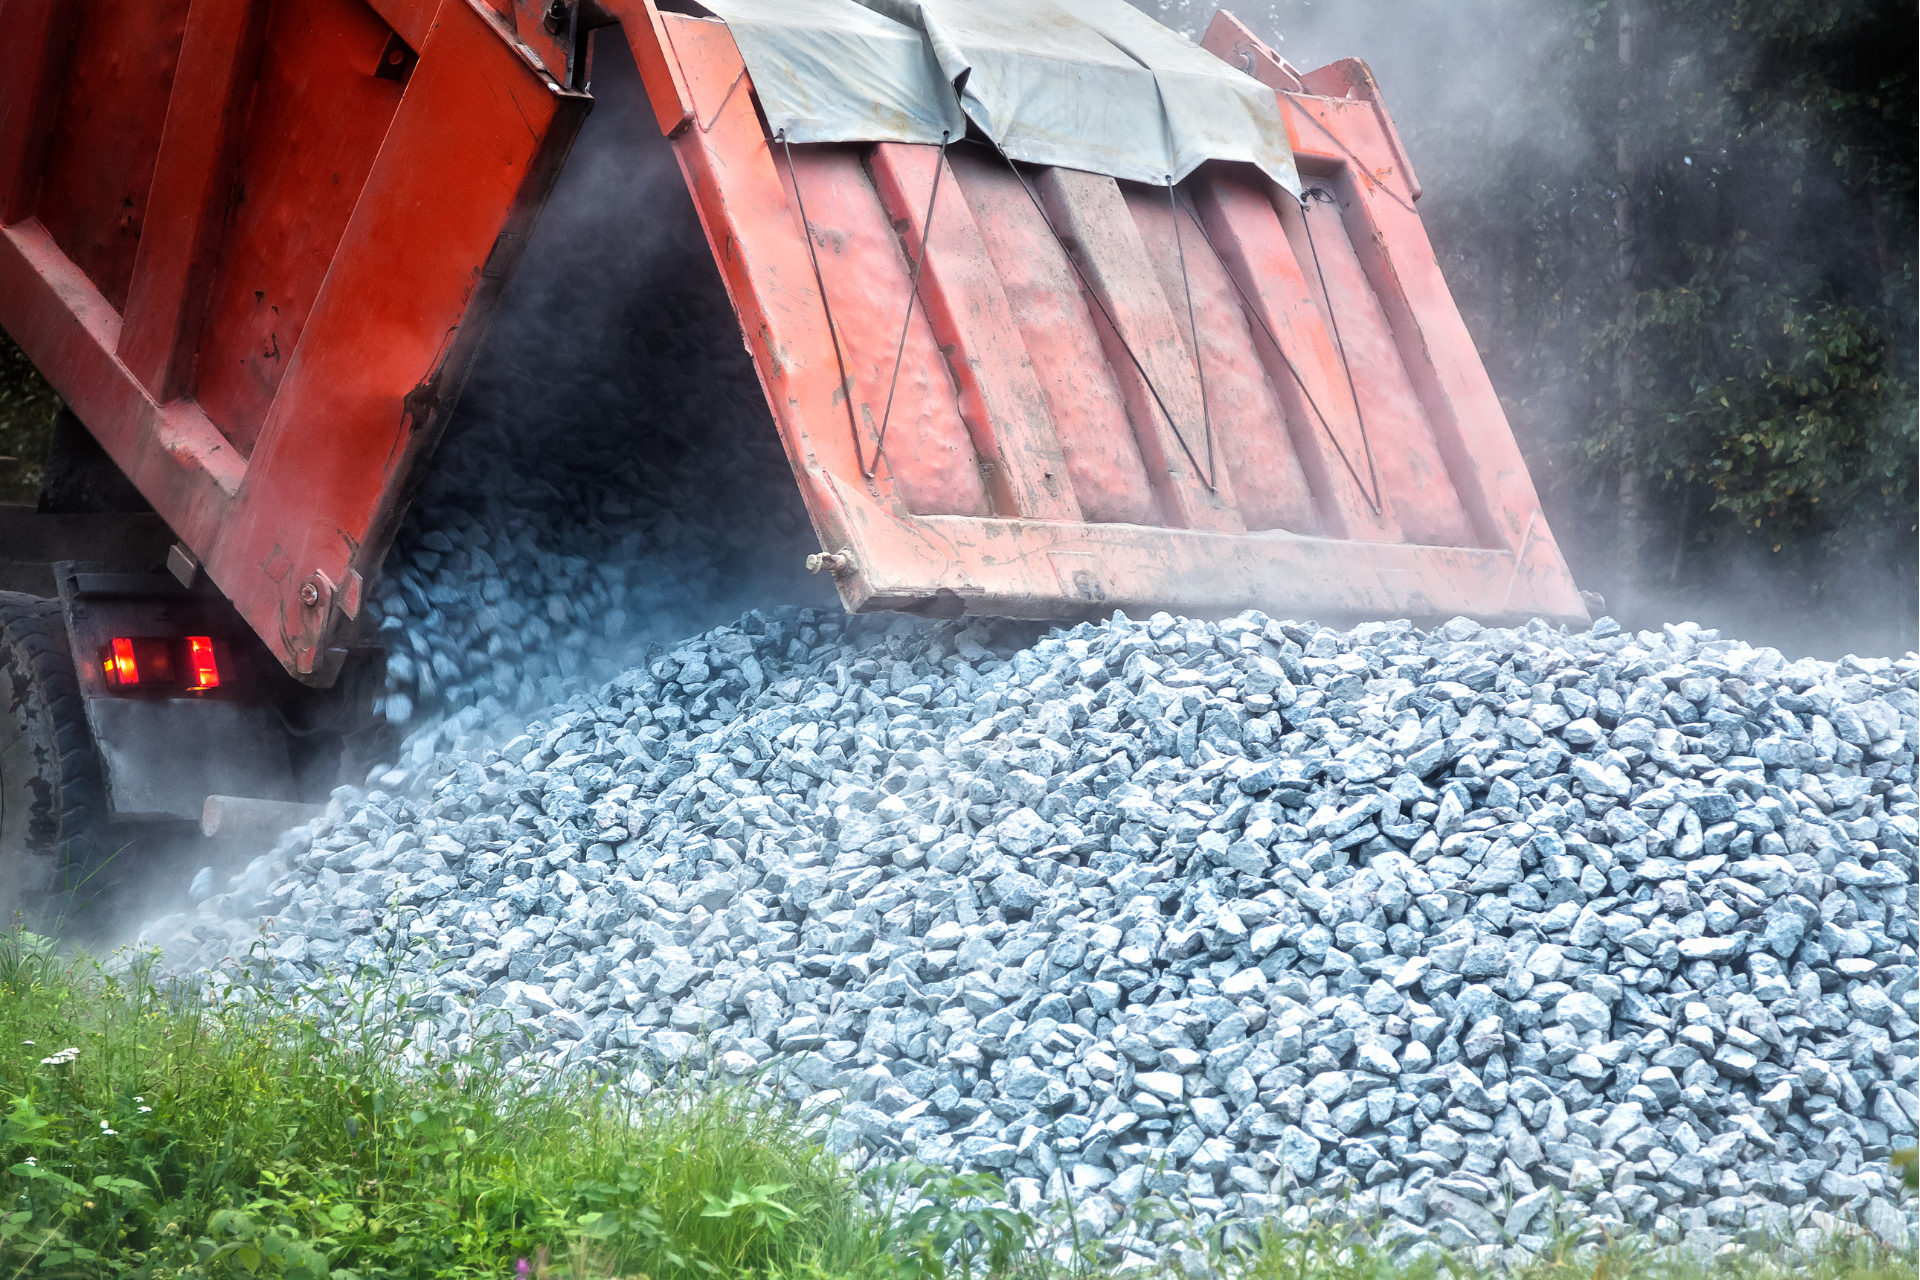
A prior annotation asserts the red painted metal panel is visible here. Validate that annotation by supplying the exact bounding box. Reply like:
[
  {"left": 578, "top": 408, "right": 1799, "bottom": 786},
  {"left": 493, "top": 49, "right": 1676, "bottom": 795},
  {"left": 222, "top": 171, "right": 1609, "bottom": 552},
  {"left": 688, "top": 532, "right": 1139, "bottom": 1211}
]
[
  {"left": 778, "top": 146, "right": 992, "bottom": 519},
  {"left": 0, "top": 0, "right": 78, "bottom": 227},
  {"left": 950, "top": 152, "right": 1158, "bottom": 527},
  {"left": 33, "top": 0, "right": 193, "bottom": 312},
  {"left": 1037, "top": 166, "right": 1246, "bottom": 536},
  {"left": 0, "top": 0, "right": 585, "bottom": 684},
  {"left": 621, "top": 3, "right": 1587, "bottom": 626},
  {"left": 1334, "top": 116, "right": 1577, "bottom": 581},
  {"left": 118, "top": 0, "right": 270, "bottom": 400},
  {"left": 214, "top": 2, "right": 588, "bottom": 677},
  {"left": 645, "top": 12, "right": 899, "bottom": 560},
  {"left": 1123, "top": 186, "right": 1318, "bottom": 534},
  {"left": 364, "top": 0, "right": 440, "bottom": 54},
  {"left": 193, "top": 0, "right": 411, "bottom": 456},
  {"left": 1274, "top": 178, "right": 1477, "bottom": 548},
  {"left": 1187, "top": 169, "right": 1401, "bottom": 543},
  {"left": 599, "top": 0, "right": 693, "bottom": 135},
  {"left": 0, "top": 220, "right": 244, "bottom": 551},
  {"left": 868, "top": 144, "right": 1081, "bottom": 523}
]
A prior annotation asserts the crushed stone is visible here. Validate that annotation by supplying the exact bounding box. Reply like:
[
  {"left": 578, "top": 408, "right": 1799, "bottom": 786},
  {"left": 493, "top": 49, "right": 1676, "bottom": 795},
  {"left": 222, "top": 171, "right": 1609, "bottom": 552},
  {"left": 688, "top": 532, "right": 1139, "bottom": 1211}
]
[{"left": 149, "top": 609, "right": 1920, "bottom": 1259}]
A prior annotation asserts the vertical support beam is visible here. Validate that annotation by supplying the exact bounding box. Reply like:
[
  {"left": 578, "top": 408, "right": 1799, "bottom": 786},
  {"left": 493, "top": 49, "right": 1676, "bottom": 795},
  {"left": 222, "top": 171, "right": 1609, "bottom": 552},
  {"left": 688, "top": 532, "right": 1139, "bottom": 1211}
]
[
  {"left": 211, "top": 0, "right": 587, "bottom": 680},
  {"left": 1037, "top": 167, "right": 1243, "bottom": 535},
  {"left": 599, "top": 0, "right": 694, "bottom": 136},
  {"left": 642, "top": 14, "right": 907, "bottom": 536},
  {"left": 869, "top": 143, "right": 1081, "bottom": 523},
  {"left": 1191, "top": 171, "right": 1400, "bottom": 542},
  {"left": 0, "top": 0, "right": 79, "bottom": 226},
  {"left": 118, "top": 0, "right": 267, "bottom": 399}
]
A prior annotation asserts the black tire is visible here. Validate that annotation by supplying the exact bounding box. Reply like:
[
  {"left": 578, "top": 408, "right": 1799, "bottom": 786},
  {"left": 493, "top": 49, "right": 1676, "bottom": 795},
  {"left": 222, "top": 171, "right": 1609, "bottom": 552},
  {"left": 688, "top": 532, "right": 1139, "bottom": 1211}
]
[{"left": 0, "top": 592, "right": 102, "bottom": 925}]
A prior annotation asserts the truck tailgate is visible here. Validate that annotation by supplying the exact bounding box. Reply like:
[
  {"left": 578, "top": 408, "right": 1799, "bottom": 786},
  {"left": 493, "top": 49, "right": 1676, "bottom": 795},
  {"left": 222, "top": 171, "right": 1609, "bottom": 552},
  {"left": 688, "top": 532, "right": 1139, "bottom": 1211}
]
[{"left": 620, "top": 3, "right": 1586, "bottom": 626}]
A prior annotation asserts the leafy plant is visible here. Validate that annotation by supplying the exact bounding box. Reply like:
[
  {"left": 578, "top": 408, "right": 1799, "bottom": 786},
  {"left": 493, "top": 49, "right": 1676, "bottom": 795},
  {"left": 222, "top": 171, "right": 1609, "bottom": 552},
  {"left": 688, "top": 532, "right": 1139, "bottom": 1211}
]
[
  {"left": 0, "top": 329, "right": 58, "bottom": 505},
  {"left": 861, "top": 1162, "right": 1037, "bottom": 1280},
  {"left": 0, "top": 931, "right": 875, "bottom": 1279}
]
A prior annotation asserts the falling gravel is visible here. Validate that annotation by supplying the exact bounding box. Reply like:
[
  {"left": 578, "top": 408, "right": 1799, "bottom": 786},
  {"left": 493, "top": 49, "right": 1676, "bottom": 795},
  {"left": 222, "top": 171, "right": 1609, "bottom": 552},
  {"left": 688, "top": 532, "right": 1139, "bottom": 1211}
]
[
  {"left": 149, "top": 608, "right": 1920, "bottom": 1261},
  {"left": 361, "top": 35, "right": 831, "bottom": 741}
]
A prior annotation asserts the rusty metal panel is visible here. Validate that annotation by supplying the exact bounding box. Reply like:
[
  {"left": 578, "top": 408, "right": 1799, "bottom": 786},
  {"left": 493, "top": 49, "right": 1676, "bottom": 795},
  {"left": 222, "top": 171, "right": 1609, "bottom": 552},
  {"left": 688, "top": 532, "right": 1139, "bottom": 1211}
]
[
  {"left": 0, "top": 0, "right": 588, "bottom": 685},
  {"left": 192, "top": 0, "right": 417, "bottom": 457},
  {"left": 30, "top": 0, "right": 194, "bottom": 313},
  {"left": 621, "top": 5, "right": 1588, "bottom": 626}
]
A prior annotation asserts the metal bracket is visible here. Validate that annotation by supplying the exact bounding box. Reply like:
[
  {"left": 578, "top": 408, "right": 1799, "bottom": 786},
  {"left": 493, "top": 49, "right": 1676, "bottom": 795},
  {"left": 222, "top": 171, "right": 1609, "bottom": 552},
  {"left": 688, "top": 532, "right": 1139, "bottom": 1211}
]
[
  {"left": 166, "top": 541, "right": 201, "bottom": 588},
  {"left": 806, "top": 549, "right": 856, "bottom": 579},
  {"left": 291, "top": 570, "right": 334, "bottom": 675},
  {"left": 374, "top": 31, "right": 419, "bottom": 85}
]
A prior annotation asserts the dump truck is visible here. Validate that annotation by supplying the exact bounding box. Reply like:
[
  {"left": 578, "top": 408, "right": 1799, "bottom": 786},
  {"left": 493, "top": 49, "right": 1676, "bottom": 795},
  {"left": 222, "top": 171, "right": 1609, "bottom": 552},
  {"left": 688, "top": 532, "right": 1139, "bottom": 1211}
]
[{"left": 0, "top": 0, "right": 1587, "bottom": 914}]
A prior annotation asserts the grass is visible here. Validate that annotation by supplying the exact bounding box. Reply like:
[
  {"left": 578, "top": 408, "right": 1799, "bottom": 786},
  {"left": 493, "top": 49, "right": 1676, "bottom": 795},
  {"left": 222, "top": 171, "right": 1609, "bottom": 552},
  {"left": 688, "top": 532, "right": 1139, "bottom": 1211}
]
[
  {"left": 0, "top": 927, "right": 1911, "bottom": 1280},
  {"left": 0, "top": 930, "right": 880, "bottom": 1278}
]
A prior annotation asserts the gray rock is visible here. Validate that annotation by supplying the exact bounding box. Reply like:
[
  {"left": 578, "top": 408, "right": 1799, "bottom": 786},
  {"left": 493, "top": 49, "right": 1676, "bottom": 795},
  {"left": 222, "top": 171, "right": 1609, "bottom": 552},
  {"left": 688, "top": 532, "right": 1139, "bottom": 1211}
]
[{"left": 1552, "top": 991, "right": 1612, "bottom": 1034}]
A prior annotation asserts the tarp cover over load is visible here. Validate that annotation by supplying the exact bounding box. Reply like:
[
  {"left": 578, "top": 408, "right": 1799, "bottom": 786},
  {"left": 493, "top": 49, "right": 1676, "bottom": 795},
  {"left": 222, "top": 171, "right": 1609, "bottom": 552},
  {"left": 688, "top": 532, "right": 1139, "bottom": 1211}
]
[{"left": 700, "top": 0, "right": 1301, "bottom": 193}]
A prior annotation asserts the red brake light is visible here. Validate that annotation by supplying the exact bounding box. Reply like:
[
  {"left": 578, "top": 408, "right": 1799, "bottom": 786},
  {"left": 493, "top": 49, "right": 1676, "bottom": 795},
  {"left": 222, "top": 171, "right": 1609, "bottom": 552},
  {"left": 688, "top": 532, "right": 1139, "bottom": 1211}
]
[
  {"left": 187, "top": 636, "right": 220, "bottom": 691},
  {"left": 108, "top": 637, "right": 139, "bottom": 686},
  {"left": 100, "top": 637, "right": 203, "bottom": 691}
]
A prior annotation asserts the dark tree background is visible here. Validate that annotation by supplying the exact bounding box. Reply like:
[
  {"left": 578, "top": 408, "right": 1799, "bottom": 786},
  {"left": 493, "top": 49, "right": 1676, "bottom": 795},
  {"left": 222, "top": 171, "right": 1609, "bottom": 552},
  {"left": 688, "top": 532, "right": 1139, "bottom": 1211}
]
[
  {"left": 0, "top": 331, "right": 58, "bottom": 505},
  {"left": 5, "top": 0, "right": 1915, "bottom": 652}
]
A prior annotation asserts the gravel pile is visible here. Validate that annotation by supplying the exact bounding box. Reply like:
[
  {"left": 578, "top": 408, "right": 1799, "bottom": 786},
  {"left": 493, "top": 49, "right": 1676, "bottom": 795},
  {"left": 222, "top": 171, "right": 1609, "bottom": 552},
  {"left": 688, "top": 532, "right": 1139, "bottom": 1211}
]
[{"left": 152, "top": 608, "right": 1920, "bottom": 1260}]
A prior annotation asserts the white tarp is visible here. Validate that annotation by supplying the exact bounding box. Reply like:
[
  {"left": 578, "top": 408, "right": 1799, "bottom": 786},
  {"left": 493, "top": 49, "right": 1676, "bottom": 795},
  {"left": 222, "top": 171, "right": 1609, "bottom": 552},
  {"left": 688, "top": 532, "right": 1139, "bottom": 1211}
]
[
  {"left": 1053, "top": 0, "right": 1300, "bottom": 192},
  {"left": 699, "top": 0, "right": 964, "bottom": 145},
  {"left": 701, "top": 0, "right": 1299, "bottom": 194}
]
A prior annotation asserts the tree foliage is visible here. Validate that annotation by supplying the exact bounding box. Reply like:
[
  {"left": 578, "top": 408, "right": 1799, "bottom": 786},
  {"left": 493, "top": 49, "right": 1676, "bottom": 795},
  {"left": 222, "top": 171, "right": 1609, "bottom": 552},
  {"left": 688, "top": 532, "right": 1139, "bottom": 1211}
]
[{"left": 0, "top": 329, "right": 58, "bottom": 505}]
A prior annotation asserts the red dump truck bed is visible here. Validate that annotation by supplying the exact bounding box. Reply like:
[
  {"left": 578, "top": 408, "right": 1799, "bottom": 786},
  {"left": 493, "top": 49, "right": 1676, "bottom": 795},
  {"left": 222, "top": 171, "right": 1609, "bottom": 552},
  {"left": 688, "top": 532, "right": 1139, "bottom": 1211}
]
[{"left": 0, "top": 0, "right": 1586, "bottom": 689}]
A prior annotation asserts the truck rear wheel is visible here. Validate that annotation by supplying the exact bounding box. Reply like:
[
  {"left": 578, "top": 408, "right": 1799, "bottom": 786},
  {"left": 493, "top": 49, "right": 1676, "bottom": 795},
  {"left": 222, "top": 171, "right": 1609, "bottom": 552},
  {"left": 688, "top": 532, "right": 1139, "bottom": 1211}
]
[{"left": 0, "top": 592, "right": 103, "bottom": 926}]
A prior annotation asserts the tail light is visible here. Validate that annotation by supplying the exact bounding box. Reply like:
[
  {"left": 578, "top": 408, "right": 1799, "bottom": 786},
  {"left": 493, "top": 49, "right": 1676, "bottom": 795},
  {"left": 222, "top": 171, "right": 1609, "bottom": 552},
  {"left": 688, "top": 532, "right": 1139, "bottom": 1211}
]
[
  {"left": 107, "top": 637, "right": 139, "bottom": 685},
  {"left": 186, "top": 636, "right": 220, "bottom": 691},
  {"left": 100, "top": 637, "right": 222, "bottom": 693}
]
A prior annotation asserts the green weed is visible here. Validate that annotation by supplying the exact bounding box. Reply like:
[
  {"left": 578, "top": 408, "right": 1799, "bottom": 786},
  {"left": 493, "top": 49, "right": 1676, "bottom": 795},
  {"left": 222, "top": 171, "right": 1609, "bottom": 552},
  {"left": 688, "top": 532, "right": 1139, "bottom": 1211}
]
[{"left": 0, "top": 929, "right": 873, "bottom": 1278}]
